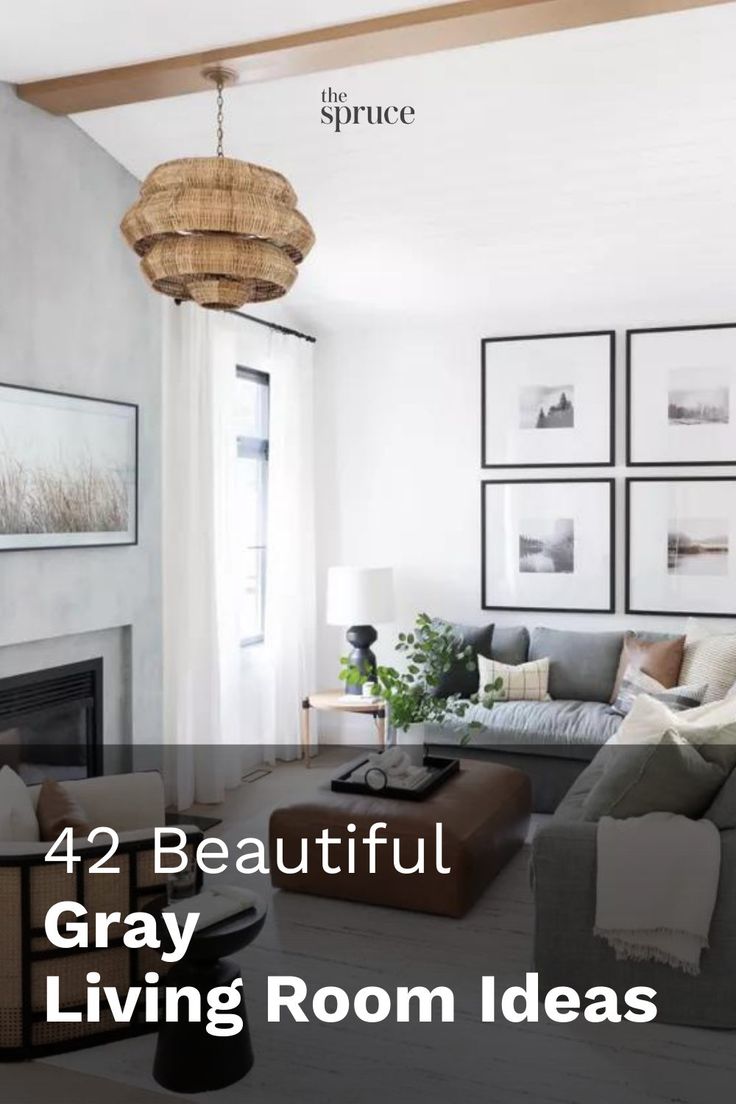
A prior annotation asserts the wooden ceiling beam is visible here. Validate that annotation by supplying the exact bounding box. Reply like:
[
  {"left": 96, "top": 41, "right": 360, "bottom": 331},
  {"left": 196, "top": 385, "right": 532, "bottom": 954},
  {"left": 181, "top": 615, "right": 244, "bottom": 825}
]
[{"left": 16, "top": 0, "right": 733, "bottom": 115}]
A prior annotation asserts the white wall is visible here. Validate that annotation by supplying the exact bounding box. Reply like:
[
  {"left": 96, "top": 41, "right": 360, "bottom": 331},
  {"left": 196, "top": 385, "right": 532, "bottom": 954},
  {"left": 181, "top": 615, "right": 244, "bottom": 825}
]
[
  {"left": 313, "top": 312, "right": 736, "bottom": 737},
  {"left": 0, "top": 83, "right": 163, "bottom": 744}
]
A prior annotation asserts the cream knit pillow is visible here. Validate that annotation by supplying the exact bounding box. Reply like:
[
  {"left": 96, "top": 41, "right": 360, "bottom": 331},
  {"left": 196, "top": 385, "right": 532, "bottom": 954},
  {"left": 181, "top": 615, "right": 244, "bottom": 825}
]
[
  {"left": 680, "top": 618, "right": 736, "bottom": 703},
  {"left": 478, "top": 655, "right": 549, "bottom": 702}
]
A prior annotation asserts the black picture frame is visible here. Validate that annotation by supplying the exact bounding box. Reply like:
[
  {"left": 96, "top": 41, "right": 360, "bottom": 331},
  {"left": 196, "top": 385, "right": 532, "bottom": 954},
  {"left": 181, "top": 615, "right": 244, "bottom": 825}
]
[
  {"left": 625, "top": 476, "right": 736, "bottom": 617},
  {"left": 0, "top": 382, "right": 138, "bottom": 551},
  {"left": 481, "top": 478, "right": 616, "bottom": 613},
  {"left": 481, "top": 330, "right": 616, "bottom": 469},
  {"left": 626, "top": 322, "right": 736, "bottom": 467}
]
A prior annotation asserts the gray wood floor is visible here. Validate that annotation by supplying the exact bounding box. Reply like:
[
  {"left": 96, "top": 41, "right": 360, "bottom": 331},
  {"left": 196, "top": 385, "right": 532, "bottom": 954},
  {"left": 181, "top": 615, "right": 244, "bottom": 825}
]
[{"left": 38, "top": 752, "right": 736, "bottom": 1104}]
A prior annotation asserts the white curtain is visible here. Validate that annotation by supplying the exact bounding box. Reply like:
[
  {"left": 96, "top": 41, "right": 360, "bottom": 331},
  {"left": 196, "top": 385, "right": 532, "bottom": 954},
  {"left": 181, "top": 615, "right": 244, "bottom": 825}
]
[
  {"left": 163, "top": 305, "right": 317, "bottom": 807},
  {"left": 162, "top": 303, "right": 244, "bottom": 809},
  {"left": 262, "top": 329, "right": 317, "bottom": 761},
  {"left": 233, "top": 322, "right": 318, "bottom": 763}
]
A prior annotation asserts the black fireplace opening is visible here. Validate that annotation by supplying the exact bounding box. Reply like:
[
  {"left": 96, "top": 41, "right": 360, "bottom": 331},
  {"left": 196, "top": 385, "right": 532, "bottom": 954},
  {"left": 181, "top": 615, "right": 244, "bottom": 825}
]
[{"left": 0, "top": 659, "right": 103, "bottom": 784}]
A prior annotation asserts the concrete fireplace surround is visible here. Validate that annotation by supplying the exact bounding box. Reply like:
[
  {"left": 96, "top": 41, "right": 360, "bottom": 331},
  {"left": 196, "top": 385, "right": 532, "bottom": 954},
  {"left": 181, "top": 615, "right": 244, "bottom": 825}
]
[
  {"left": 0, "top": 82, "right": 163, "bottom": 746},
  {"left": 0, "top": 628, "right": 132, "bottom": 750}
]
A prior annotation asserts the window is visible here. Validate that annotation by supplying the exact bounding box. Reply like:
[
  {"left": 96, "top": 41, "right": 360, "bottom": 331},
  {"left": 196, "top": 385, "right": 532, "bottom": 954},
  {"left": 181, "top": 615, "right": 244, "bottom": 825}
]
[{"left": 235, "top": 367, "right": 270, "bottom": 645}]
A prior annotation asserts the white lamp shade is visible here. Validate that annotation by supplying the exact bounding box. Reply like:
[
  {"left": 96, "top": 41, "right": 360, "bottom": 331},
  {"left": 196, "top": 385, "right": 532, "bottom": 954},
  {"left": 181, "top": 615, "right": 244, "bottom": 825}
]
[{"left": 326, "top": 567, "right": 395, "bottom": 626}]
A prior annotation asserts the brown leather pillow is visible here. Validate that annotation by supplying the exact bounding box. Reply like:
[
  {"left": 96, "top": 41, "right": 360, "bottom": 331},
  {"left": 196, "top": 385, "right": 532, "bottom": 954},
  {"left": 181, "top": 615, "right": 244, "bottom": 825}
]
[
  {"left": 36, "top": 780, "right": 92, "bottom": 842},
  {"left": 610, "top": 633, "right": 685, "bottom": 703}
]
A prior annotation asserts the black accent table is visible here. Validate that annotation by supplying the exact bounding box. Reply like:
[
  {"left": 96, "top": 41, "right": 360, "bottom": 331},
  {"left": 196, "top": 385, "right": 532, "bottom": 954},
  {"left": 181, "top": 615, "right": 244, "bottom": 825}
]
[{"left": 153, "top": 894, "right": 268, "bottom": 1094}]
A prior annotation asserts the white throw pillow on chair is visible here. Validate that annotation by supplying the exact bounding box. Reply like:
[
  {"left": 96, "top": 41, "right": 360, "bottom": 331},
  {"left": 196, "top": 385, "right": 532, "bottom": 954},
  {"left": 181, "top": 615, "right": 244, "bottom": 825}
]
[{"left": 0, "top": 765, "right": 40, "bottom": 842}]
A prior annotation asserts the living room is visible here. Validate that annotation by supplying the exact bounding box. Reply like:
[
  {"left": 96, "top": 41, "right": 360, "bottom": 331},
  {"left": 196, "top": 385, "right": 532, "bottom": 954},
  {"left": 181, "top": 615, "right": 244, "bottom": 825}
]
[{"left": 1, "top": 2, "right": 736, "bottom": 1102}]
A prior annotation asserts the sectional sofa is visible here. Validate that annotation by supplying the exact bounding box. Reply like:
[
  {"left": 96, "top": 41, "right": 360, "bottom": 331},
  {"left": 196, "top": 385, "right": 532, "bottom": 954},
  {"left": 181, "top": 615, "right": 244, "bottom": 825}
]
[
  {"left": 428, "top": 624, "right": 678, "bottom": 812},
  {"left": 532, "top": 737, "right": 736, "bottom": 1028}
]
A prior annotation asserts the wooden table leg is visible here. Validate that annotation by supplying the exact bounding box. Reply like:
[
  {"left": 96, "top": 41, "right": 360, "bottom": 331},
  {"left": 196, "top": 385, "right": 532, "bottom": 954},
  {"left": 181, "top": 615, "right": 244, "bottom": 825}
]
[
  {"left": 301, "top": 698, "right": 311, "bottom": 768},
  {"left": 376, "top": 707, "right": 386, "bottom": 749}
]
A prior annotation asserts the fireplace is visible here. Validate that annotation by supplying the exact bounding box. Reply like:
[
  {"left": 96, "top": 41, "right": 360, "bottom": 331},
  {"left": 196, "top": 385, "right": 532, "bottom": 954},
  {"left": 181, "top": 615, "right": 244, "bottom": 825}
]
[{"left": 0, "top": 659, "right": 102, "bottom": 783}]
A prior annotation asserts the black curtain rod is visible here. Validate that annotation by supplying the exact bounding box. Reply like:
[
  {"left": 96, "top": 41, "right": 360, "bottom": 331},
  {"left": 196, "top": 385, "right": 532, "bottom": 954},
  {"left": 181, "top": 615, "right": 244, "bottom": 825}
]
[{"left": 231, "top": 309, "right": 317, "bottom": 344}]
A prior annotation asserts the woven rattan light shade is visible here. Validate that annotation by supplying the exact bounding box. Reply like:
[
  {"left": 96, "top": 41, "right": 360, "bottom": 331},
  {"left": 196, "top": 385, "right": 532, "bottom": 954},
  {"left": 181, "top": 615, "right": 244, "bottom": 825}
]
[{"left": 121, "top": 156, "right": 314, "bottom": 310}]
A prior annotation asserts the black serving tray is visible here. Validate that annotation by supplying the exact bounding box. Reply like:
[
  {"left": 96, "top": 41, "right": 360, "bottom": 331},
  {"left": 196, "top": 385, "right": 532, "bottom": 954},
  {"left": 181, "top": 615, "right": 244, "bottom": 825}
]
[{"left": 331, "top": 755, "right": 460, "bottom": 801}]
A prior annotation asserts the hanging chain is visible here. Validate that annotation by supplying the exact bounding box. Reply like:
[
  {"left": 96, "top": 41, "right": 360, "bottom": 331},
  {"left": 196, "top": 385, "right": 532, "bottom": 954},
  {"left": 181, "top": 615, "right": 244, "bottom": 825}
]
[{"left": 215, "top": 76, "right": 225, "bottom": 157}]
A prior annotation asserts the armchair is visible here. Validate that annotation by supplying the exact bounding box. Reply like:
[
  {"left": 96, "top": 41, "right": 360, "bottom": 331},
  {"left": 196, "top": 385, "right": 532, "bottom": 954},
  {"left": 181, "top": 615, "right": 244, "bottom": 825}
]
[{"left": 0, "top": 772, "right": 203, "bottom": 1059}]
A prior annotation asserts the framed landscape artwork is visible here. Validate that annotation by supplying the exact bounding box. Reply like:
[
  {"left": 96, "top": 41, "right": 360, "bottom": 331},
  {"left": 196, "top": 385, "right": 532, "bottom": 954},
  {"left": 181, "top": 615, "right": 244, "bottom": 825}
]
[
  {"left": 0, "top": 383, "right": 138, "bottom": 551},
  {"left": 481, "top": 479, "right": 615, "bottom": 613},
  {"left": 626, "top": 477, "right": 736, "bottom": 617},
  {"left": 481, "top": 331, "right": 615, "bottom": 468},
  {"left": 627, "top": 323, "right": 736, "bottom": 465}
]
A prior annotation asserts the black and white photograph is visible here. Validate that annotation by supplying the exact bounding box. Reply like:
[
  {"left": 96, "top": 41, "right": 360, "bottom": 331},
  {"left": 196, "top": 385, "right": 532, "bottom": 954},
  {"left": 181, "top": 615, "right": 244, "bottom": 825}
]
[
  {"left": 0, "top": 383, "right": 138, "bottom": 550},
  {"left": 519, "top": 385, "right": 575, "bottom": 430},
  {"left": 482, "top": 331, "right": 614, "bottom": 467},
  {"left": 627, "top": 478, "right": 736, "bottom": 616},
  {"left": 668, "top": 519, "right": 729, "bottom": 576},
  {"left": 482, "top": 479, "right": 614, "bottom": 612},
  {"left": 628, "top": 324, "right": 736, "bottom": 464},
  {"left": 668, "top": 382, "right": 729, "bottom": 426},
  {"left": 519, "top": 518, "right": 575, "bottom": 573}
]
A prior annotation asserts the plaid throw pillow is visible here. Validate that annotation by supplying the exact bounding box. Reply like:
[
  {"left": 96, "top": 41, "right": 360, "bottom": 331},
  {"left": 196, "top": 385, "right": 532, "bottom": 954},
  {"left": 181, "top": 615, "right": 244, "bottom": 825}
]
[
  {"left": 611, "top": 665, "right": 707, "bottom": 717},
  {"left": 477, "top": 655, "right": 549, "bottom": 702}
]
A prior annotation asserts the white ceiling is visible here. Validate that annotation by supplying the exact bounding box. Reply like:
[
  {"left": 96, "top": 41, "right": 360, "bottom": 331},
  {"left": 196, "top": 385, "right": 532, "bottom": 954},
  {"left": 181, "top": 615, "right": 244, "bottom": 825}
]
[
  {"left": 4, "top": 3, "right": 736, "bottom": 332},
  {"left": 0, "top": 0, "right": 461, "bottom": 81}
]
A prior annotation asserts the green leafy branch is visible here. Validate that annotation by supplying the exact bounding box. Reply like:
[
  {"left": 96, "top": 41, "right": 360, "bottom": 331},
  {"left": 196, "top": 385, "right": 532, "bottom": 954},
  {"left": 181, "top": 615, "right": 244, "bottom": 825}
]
[{"left": 339, "top": 612, "right": 503, "bottom": 742}]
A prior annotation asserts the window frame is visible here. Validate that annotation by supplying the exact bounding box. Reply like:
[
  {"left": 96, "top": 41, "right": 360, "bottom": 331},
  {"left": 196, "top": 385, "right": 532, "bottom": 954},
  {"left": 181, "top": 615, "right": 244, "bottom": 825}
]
[{"left": 235, "top": 365, "right": 270, "bottom": 648}]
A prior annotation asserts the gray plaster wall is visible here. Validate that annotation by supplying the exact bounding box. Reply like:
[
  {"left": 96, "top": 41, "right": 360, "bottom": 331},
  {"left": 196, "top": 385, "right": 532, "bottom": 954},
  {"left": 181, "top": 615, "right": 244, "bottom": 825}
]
[{"left": 0, "top": 82, "right": 163, "bottom": 744}]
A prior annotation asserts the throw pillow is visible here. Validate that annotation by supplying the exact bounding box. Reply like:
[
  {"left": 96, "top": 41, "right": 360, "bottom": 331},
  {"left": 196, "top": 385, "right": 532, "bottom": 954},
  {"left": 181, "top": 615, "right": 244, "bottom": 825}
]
[
  {"left": 611, "top": 690, "right": 736, "bottom": 743},
  {"left": 680, "top": 618, "right": 736, "bottom": 703},
  {"left": 0, "top": 765, "right": 40, "bottom": 842},
  {"left": 477, "top": 655, "right": 549, "bottom": 702},
  {"left": 582, "top": 729, "right": 727, "bottom": 820},
  {"left": 36, "top": 780, "right": 91, "bottom": 842},
  {"left": 433, "top": 620, "right": 494, "bottom": 699},
  {"left": 610, "top": 632, "right": 685, "bottom": 702},
  {"left": 610, "top": 666, "right": 707, "bottom": 717},
  {"left": 608, "top": 692, "right": 736, "bottom": 772}
]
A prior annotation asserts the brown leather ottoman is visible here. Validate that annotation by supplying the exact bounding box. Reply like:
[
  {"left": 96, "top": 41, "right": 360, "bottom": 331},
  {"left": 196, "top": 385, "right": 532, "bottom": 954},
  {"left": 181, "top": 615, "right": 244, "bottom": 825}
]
[{"left": 269, "top": 761, "right": 531, "bottom": 918}]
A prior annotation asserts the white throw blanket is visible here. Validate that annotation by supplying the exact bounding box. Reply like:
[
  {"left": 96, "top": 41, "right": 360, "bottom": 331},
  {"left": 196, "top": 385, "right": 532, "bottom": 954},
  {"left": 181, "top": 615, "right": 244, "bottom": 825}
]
[{"left": 595, "top": 812, "right": 721, "bottom": 975}]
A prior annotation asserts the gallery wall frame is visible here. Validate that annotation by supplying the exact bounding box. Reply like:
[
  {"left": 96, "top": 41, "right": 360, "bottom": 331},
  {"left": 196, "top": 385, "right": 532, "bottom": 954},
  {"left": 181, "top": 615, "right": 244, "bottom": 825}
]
[
  {"left": 481, "top": 477, "right": 616, "bottom": 614},
  {"left": 0, "top": 382, "right": 139, "bottom": 551},
  {"left": 481, "top": 330, "right": 616, "bottom": 469},
  {"left": 625, "top": 476, "right": 736, "bottom": 617},
  {"left": 626, "top": 323, "right": 736, "bottom": 467}
]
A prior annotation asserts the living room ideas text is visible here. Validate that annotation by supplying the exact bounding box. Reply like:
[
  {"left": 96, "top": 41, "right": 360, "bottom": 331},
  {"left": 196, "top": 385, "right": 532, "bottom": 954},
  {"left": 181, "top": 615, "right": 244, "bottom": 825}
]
[{"left": 2, "top": 3, "right": 736, "bottom": 1103}]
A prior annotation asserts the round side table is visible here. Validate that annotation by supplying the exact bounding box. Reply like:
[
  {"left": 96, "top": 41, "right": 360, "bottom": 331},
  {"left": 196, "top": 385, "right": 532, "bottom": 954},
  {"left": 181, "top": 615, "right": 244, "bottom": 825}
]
[
  {"left": 301, "top": 690, "right": 386, "bottom": 767},
  {"left": 153, "top": 895, "right": 268, "bottom": 1094}
]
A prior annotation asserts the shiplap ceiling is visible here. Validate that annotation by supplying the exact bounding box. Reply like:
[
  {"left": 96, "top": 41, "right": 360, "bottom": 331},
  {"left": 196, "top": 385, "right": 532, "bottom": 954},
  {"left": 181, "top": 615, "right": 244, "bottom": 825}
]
[{"left": 3, "top": 2, "right": 736, "bottom": 330}]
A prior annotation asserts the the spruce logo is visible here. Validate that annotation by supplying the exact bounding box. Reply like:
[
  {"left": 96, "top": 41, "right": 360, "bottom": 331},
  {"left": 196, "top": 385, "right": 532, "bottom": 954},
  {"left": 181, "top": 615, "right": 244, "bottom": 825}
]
[{"left": 320, "top": 87, "right": 416, "bottom": 132}]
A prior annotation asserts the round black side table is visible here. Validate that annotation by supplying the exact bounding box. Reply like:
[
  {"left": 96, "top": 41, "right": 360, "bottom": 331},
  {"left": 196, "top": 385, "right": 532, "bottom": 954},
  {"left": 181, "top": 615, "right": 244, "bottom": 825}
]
[{"left": 153, "top": 894, "right": 268, "bottom": 1094}]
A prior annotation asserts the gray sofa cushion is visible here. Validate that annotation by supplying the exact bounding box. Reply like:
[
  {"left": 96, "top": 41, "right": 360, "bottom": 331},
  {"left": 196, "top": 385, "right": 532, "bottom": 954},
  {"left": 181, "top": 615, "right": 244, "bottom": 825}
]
[
  {"left": 705, "top": 767, "right": 736, "bottom": 829},
  {"left": 553, "top": 755, "right": 608, "bottom": 821},
  {"left": 435, "top": 698, "right": 621, "bottom": 761},
  {"left": 581, "top": 733, "right": 727, "bottom": 820},
  {"left": 529, "top": 627, "right": 625, "bottom": 702},
  {"left": 490, "top": 625, "right": 529, "bottom": 666}
]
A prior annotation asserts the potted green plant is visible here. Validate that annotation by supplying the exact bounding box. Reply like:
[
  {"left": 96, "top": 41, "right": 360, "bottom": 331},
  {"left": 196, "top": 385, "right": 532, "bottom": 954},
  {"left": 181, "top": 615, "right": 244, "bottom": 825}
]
[{"left": 339, "top": 612, "right": 502, "bottom": 747}]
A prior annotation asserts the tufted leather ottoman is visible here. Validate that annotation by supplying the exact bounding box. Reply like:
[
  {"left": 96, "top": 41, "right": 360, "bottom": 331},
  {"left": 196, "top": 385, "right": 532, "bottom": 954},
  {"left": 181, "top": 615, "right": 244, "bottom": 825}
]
[{"left": 269, "top": 761, "right": 531, "bottom": 918}]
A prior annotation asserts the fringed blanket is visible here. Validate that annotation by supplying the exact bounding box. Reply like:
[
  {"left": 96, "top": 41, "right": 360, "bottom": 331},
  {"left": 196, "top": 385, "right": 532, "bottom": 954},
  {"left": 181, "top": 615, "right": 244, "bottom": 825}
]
[{"left": 595, "top": 812, "right": 721, "bottom": 975}]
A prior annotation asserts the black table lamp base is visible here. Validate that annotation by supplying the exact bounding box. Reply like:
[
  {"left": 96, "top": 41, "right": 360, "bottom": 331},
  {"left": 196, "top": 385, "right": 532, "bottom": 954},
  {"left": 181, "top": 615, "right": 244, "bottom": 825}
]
[{"left": 345, "top": 624, "right": 377, "bottom": 694}]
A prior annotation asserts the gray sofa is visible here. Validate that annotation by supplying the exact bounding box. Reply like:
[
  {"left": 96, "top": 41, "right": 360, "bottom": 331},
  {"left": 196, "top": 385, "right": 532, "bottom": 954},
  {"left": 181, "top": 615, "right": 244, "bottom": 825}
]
[
  {"left": 429, "top": 624, "right": 665, "bottom": 811},
  {"left": 532, "top": 747, "right": 736, "bottom": 1028}
]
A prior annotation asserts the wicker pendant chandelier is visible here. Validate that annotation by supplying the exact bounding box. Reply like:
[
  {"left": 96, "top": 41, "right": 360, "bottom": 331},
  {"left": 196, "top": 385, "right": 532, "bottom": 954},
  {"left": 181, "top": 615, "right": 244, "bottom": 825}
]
[{"left": 120, "top": 68, "right": 314, "bottom": 311}]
